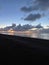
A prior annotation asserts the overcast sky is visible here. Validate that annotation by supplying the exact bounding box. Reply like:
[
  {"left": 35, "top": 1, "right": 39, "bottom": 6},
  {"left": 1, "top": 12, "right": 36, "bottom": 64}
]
[{"left": 0, "top": 0, "right": 49, "bottom": 28}]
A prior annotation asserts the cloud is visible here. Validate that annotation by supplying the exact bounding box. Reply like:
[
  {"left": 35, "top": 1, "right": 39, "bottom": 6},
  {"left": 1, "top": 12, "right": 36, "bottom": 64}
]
[
  {"left": 21, "top": 6, "right": 39, "bottom": 12},
  {"left": 21, "top": 6, "right": 33, "bottom": 12},
  {"left": 21, "top": 0, "right": 49, "bottom": 12},
  {"left": 24, "top": 13, "right": 42, "bottom": 21},
  {"left": 35, "top": 0, "right": 49, "bottom": 10}
]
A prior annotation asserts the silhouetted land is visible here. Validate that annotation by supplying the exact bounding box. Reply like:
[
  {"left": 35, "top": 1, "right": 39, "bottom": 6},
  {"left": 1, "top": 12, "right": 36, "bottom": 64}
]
[{"left": 0, "top": 34, "right": 49, "bottom": 64}]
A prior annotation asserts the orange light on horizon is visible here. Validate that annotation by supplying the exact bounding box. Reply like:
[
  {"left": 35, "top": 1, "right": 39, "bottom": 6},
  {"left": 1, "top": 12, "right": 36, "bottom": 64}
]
[{"left": 7, "top": 28, "right": 15, "bottom": 33}]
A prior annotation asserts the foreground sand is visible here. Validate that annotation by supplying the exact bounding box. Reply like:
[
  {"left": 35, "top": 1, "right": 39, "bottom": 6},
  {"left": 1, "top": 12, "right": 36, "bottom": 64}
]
[{"left": 0, "top": 34, "right": 49, "bottom": 64}]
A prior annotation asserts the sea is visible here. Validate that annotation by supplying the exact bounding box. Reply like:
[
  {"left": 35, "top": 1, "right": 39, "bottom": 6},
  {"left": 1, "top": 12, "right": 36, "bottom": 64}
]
[{"left": 1, "top": 32, "right": 49, "bottom": 40}]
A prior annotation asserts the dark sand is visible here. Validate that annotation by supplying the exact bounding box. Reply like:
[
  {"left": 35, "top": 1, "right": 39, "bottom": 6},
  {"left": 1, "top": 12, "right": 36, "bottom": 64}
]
[{"left": 0, "top": 34, "right": 49, "bottom": 64}]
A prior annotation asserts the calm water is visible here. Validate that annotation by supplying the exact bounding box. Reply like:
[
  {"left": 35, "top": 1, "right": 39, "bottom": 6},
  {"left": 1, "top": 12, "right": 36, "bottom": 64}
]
[{"left": 1, "top": 32, "right": 49, "bottom": 40}]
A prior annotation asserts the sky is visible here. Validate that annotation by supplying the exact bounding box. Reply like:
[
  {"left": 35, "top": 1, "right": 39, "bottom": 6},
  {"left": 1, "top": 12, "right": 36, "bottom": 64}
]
[{"left": 0, "top": 0, "right": 49, "bottom": 28}]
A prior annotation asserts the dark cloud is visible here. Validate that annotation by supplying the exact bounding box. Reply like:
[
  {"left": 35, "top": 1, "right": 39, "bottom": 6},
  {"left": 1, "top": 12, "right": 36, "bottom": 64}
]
[
  {"left": 21, "top": 0, "right": 49, "bottom": 12},
  {"left": 24, "top": 13, "right": 42, "bottom": 21},
  {"left": 20, "top": 0, "right": 49, "bottom": 22},
  {"left": 36, "top": 0, "right": 49, "bottom": 10},
  {"left": 21, "top": 6, "right": 33, "bottom": 12},
  {"left": 21, "top": 6, "right": 39, "bottom": 12}
]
